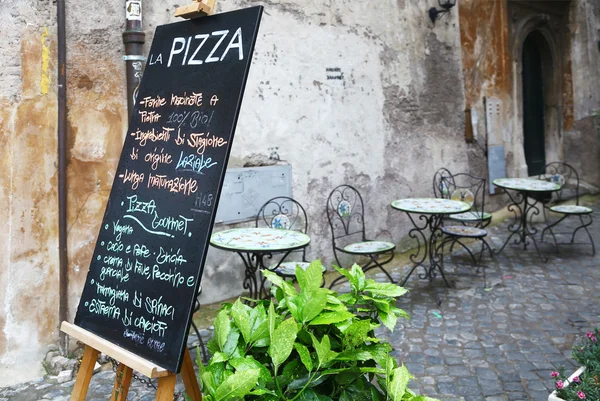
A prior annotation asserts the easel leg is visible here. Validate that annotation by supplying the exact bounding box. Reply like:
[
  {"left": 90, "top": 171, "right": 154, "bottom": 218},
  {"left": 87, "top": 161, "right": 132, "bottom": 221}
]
[
  {"left": 69, "top": 346, "right": 99, "bottom": 401},
  {"left": 156, "top": 374, "right": 177, "bottom": 401},
  {"left": 182, "top": 349, "right": 202, "bottom": 401},
  {"left": 110, "top": 363, "right": 133, "bottom": 401}
]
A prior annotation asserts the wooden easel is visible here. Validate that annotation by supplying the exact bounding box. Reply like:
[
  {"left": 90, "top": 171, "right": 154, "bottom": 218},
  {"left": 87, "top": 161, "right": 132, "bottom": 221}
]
[
  {"left": 174, "top": 0, "right": 216, "bottom": 19},
  {"left": 60, "top": 322, "right": 202, "bottom": 401},
  {"left": 61, "top": 322, "right": 202, "bottom": 401}
]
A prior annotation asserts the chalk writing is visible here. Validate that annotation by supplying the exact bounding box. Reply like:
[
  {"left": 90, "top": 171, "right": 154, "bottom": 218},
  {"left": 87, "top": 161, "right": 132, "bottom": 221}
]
[
  {"left": 186, "top": 132, "right": 228, "bottom": 155},
  {"left": 147, "top": 173, "right": 198, "bottom": 196},
  {"left": 95, "top": 282, "right": 130, "bottom": 306},
  {"left": 175, "top": 151, "right": 217, "bottom": 174},
  {"left": 113, "top": 220, "right": 134, "bottom": 241},
  {"left": 131, "top": 127, "right": 173, "bottom": 147},
  {"left": 166, "top": 27, "right": 244, "bottom": 67},
  {"left": 119, "top": 169, "right": 144, "bottom": 190},
  {"left": 88, "top": 299, "right": 121, "bottom": 319},
  {"left": 144, "top": 148, "right": 173, "bottom": 170},
  {"left": 171, "top": 92, "right": 203, "bottom": 107},
  {"left": 139, "top": 95, "right": 167, "bottom": 109}
]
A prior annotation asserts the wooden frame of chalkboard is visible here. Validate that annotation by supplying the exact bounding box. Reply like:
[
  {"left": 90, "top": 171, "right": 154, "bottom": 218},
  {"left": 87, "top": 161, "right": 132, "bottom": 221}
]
[{"left": 73, "top": 5, "right": 263, "bottom": 373}]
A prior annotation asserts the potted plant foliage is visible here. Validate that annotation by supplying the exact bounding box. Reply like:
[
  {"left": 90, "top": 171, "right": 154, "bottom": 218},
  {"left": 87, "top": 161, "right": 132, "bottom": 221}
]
[
  {"left": 549, "top": 328, "right": 600, "bottom": 400},
  {"left": 196, "top": 260, "right": 438, "bottom": 401}
]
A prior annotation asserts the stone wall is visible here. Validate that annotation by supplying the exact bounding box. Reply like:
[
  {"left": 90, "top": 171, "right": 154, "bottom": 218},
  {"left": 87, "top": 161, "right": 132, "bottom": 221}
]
[{"left": 565, "top": 0, "right": 600, "bottom": 187}]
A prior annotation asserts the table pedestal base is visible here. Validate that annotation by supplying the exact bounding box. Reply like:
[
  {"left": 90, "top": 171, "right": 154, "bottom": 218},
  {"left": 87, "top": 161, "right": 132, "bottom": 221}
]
[
  {"left": 400, "top": 213, "right": 450, "bottom": 288},
  {"left": 494, "top": 190, "right": 548, "bottom": 262}
]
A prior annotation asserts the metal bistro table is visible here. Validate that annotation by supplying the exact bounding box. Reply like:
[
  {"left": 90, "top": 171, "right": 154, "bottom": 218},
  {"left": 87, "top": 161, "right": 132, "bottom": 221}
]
[
  {"left": 391, "top": 198, "right": 471, "bottom": 287},
  {"left": 493, "top": 178, "right": 561, "bottom": 261},
  {"left": 210, "top": 227, "right": 311, "bottom": 300}
]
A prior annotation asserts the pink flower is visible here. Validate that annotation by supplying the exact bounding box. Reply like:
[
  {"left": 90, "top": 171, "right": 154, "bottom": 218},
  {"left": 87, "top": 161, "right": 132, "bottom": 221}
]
[
  {"left": 577, "top": 391, "right": 586, "bottom": 399},
  {"left": 592, "top": 335, "right": 597, "bottom": 343},
  {"left": 556, "top": 380, "right": 565, "bottom": 389},
  {"left": 551, "top": 371, "right": 559, "bottom": 378},
  {"left": 572, "top": 376, "right": 581, "bottom": 383},
  {"left": 586, "top": 332, "right": 594, "bottom": 339}
]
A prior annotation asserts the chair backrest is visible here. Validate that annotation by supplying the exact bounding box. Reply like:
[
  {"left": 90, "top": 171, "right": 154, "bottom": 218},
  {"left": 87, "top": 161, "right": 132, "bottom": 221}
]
[
  {"left": 326, "top": 185, "right": 367, "bottom": 248},
  {"left": 255, "top": 196, "right": 308, "bottom": 261},
  {"left": 433, "top": 167, "right": 455, "bottom": 198},
  {"left": 439, "top": 172, "right": 488, "bottom": 217},
  {"left": 539, "top": 162, "right": 581, "bottom": 205},
  {"left": 256, "top": 196, "right": 308, "bottom": 232}
]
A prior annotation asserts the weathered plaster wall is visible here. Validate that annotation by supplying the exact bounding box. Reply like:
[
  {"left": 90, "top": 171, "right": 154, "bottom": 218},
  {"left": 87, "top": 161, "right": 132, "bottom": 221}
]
[
  {"left": 0, "top": 1, "right": 60, "bottom": 385},
  {"left": 458, "top": 0, "right": 513, "bottom": 200},
  {"left": 566, "top": 0, "right": 600, "bottom": 187}
]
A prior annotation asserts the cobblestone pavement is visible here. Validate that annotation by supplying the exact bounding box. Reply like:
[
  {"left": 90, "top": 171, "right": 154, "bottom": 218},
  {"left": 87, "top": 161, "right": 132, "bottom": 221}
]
[{"left": 1, "top": 200, "right": 598, "bottom": 401}]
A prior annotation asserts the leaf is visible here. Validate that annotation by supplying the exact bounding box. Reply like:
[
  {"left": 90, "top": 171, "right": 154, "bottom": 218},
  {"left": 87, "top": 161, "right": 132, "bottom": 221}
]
[
  {"left": 214, "top": 309, "right": 231, "bottom": 353},
  {"left": 268, "top": 302, "right": 276, "bottom": 340},
  {"left": 344, "top": 320, "right": 379, "bottom": 349},
  {"left": 269, "top": 317, "right": 299, "bottom": 368},
  {"left": 333, "top": 265, "right": 358, "bottom": 290},
  {"left": 214, "top": 368, "right": 259, "bottom": 401},
  {"left": 296, "top": 388, "right": 333, "bottom": 401},
  {"left": 296, "top": 260, "right": 325, "bottom": 292},
  {"left": 309, "top": 310, "right": 355, "bottom": 325},
  {"left": 379, "top": 309, "right": 397, "bottom": 332},
  {"left": 294, "top": 342, "right": 313, "bottom": 372},
  {"left": 336, "top": 349, "right": 376, "bottom": 362},
  {"left": 263, "top": 269, "right": 298, "bottom": 297},
  {"left": 338, "top": 377, "right": 383, "bottom": 401},
  {"left": 388, "top": 364, "right": 411, "bottom": 401},
  {"left": 229, "top": 356, "right": 273, "bottom": 384},
  {"left": 222, "top": 327, "right": 240, "bottom": 357},
  {"left": 230, "top": 299, "right": 252, "bottom": 344},
  {"left": 334, "top": 367, "right": 362, "bottom": 385},
  {"left": 248, "top": 304, "right": 270, "bottom": 347},
  {"left": 287, "top": 373, "right": 329, "bottom": 391},
  {"left": 210, "top": 352, "right": 229, "bottom": 363},
  {"left": 364, "top": 281, "right": 408, "bottom": 298},
  {"left": 300, "top": 289, "right": 328, "bottom": 324},
  {"left": 201, "top": 371, "right": 217, "bottom": 399},
  {"left": 310, "top": 333, "right": 338, "bottom": 367},
  {"left": 350, "top": 264, "right": 366, "bottom": 291}
]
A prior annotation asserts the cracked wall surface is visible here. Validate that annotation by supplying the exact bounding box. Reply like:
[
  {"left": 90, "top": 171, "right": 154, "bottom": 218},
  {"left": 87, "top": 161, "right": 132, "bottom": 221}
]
[{"left": 1, "top": 0, "right": 599, "bottom": 386}]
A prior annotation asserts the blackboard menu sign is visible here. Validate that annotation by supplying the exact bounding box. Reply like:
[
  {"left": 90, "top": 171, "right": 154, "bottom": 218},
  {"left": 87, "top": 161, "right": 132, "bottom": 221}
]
[{"left": 74, "top": 6, "right": 263, "bottom": 372}]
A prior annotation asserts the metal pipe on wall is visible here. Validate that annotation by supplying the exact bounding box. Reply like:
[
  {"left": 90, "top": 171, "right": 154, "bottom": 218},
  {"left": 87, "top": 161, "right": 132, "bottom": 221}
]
[
  {"left": 123, "top": 0, "right": 145, "bottom": 117},
  {"left": 57, "top": 0, "right": 68, "bottom": 351}
]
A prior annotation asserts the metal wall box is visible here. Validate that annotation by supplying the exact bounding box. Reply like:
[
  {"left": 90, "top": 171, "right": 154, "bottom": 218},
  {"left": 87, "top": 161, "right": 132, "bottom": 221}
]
[{"left": 214, "top": 165, "right": 292, "bottom": 224}]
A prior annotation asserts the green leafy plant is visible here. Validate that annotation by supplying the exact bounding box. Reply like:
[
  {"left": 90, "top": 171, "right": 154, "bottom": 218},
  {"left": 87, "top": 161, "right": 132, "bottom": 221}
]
[
  {"left": 551, "top": 327, "right": 600, "bottom": 400},
  {"left": 197, "top": 260, "right": 438, "bottom": 401}
]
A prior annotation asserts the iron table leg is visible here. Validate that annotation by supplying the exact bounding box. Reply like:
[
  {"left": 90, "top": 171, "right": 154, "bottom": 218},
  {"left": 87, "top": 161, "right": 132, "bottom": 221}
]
[{"left": 494, "top": 190, "right": 547, "bottom": 262}]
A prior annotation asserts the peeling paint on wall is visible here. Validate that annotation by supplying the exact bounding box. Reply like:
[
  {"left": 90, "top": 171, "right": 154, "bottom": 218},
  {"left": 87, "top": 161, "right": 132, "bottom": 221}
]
[{"left": 40, "top": 27, "right": 50, "bottom": 95}]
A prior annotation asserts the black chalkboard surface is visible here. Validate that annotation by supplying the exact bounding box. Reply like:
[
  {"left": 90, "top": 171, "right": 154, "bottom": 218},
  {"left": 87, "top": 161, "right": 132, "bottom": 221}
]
[{"left": 74, "top": 6, "right": 263, "bottom": 372}]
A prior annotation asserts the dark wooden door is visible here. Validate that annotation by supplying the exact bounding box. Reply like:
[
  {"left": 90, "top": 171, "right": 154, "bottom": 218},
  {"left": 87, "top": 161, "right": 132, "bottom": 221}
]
[{"left": 522, "top": 34, "right": 546, "bottom": 176}]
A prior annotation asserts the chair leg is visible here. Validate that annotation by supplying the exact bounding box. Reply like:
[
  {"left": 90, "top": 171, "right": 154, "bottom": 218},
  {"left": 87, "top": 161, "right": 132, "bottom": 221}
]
[
  {"left": 572, "top": 214, "right": 595, "bottom": 255},
  {"left": 541, "top": 215, "right": 567, "bottom": 252},
  {"left": 190, "top": 319, "right": 208, "bottom": 364},
  {"left": 368, "top": 253, "right": 395, "bottom": 283}
]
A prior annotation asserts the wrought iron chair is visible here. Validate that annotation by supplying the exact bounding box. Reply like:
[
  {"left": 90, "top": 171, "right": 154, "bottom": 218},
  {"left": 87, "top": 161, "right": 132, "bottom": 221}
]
[
  {"left": 190, "top": 286, "right": 208, "bottom": 363},
  {"left": 433, "top": 170, "right": 494, "bottom": 286},
  {"left": 538, "top": 162, "right": 595, "bottom": 255},
  {"left": 255, "top": 196, "right": 311, "bottom": 276},
  {"left": 326, "top": 185, "right": 395, "bottom": 288}
]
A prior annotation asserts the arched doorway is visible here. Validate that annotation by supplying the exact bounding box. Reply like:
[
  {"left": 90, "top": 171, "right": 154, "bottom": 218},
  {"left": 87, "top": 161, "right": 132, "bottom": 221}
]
[{"left": 522, "top": 31, "right": 550, "bottom": 176}]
